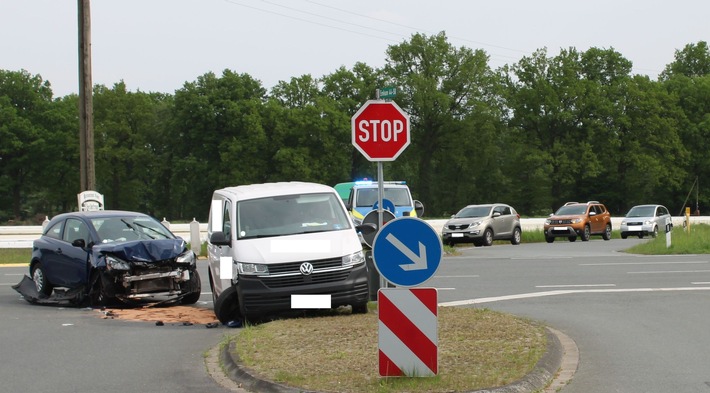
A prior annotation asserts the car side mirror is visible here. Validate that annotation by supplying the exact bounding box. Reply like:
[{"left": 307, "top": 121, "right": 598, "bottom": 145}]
[
  {"left": 492, "top": 212, "right": 501, "bottom": 218},
  {"left": 414, "top": 200, "right": 424, "bottom": 217},
  {"left": 71, "top": 239, "right": 86, "bottom": 249},
  {"left": 209, "top": 231, "right": 231, "bottom": 247},
  {"left": 590, "top": 211, "right": 597, "bottom": 217}
]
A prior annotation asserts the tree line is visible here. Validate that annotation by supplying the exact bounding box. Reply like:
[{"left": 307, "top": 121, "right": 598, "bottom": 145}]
[{"left": 1, "top": 33, "right": 709, "bottom": 223}]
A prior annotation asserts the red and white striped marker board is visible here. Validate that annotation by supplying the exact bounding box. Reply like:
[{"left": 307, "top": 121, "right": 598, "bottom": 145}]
[{"left": 378, "top": 287, "right": 438, "bottom": 377}]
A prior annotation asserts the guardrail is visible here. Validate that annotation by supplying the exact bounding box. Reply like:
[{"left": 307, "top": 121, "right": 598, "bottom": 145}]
[{"left": 2, "top": 217, "right": 708, "bottom": 248}]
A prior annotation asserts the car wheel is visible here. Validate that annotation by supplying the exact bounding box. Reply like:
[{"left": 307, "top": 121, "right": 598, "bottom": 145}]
[
  {"left": 483, "top": 228, "right": 494, "bottom": 246},
  {"left": 581, "top": 225, "right": 591, "bottom": 241},
  {"left": 568, "top": 236, "right": 577, "bottom": 242},
  {"left": 545, "top": 236, "right": 554, "bottom": 243},
  {"left": 602, "top": 224, "right": 612, "bottom": 241},
  {"left": 651, "top": 226, "right": 658, "bottom": 238},
  {"left": 31, "top": 263, "right": 53, "bottom": 296},
  {"left": 621, "top": 233, "right": 628, "bottom": 239},
  {"left": 511, "top": 227, "right": 522, "bottom": 245},
  {"left": 352, "top": 303, "right": 369, "bottom": 314},
  {"left": 214, "top": 285, "right": 242, "bottom": 325},
  {"left": 473, "top": 240, "right": 483, "bottom": 247},
  {"left": 638, "top": 233, "right": 644, "bottom": 239},
  {"left": 180, "top": 270, "right": 202, "bottom": 305},
  {"left": 88, "top": 270, "right": 110, "bottom": 307}
]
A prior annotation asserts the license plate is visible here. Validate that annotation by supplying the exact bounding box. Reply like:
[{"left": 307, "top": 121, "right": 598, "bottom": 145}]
[
  {"left": 627, "top": 225, "right": 642, "bottom": 231},
  {"left": 452, "top": 233, "right": 464, "bottom": 238},
  {"left": 553, "top": 227, "right": 568, "bottom": 232}
]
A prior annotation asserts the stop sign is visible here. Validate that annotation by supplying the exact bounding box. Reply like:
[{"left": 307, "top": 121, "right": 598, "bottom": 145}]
[{"left": 352, "top": 100, "right": 410, "bottom": 161}]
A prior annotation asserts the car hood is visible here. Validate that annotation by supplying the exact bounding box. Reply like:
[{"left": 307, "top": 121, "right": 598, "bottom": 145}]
[
  {"left": 446, "top": 217, "right": 486, "bottom": 225},
  {"left": 93, "top": 239, "right": 186, "bottom": 262},
  {"left": 235, "top": 230, "right": 361, "bottom": 264},
  {"left": 549, "top": 214, "right": 584, "bottom": 220}
]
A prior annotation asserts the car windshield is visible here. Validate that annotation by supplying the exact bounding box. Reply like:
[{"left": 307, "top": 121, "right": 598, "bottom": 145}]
[
  {"left": 92, "top": 216, "right": 174, "bottom": 243},
  {"left": 237, "top": 193, "right": 352, "bottom": 239},
  {"left": 626, "top": 206, "right": 656, "bottom": 217},
  {"left": 555, "top": 205, "right": 588, "bottom": 215},
  {"left": 355, "top": 188, "right": 411, "bottom": 207},
  {"left": 455, "top": 206, "right": 492, "bottom": 218}
]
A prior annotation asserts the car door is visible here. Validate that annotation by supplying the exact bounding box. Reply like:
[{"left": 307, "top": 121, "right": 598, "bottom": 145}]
[
  {"left": 491, "top": 205, "right": 513, "bottom": 238},
  {"left": 54, "top": 218, "right": 92, "bottom": 287},
  {"left": 589, "top": 205, "right": 603, "bottom": 233},
  {"left": 658, "top": 206, "right": 672, "bottom": 232}
]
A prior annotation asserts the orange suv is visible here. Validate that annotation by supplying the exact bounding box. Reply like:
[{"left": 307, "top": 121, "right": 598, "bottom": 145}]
[{"left": 544, "top": 201, "right": 612, "bottom": 242}]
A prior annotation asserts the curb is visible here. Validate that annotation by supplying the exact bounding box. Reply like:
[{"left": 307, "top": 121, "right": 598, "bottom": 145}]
[{"left": 216, "top": 326, "right": 578, "bottom": 393}]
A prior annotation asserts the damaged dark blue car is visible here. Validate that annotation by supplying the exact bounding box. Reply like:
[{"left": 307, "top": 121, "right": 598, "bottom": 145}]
[{"left": 14, "top": 210, "right": 201, "bottom": 306}]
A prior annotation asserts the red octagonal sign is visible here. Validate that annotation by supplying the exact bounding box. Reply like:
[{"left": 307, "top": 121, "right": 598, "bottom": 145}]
[{"left": 352, "top": 100, "right": 410, "bottom": 161}]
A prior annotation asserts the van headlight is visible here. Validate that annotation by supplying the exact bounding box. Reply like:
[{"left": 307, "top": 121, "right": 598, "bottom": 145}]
[
  {"left": 342, "top": 250, "right": 365, "bottom": 267},
  {"left": 236, "top": 262, "right": 269, "bottom": 277},
  {"left": 106, "top": 255, "right": 131, "bottom": 271},
  {"left": 176, "top": 250, "right": 196, "bottom": 266}
]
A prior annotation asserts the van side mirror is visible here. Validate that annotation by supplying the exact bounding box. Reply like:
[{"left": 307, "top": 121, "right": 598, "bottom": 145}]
[{"left": 209, "top": 231, "right": 231, "bottom": 247}]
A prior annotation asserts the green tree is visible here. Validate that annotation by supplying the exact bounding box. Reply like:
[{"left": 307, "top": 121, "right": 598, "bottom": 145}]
[
  {"left": 383, "top": 32, "right": 500, "bottom": 215},
  {"left": 169, "top": 70, "right": 268, "bottom": 220},
  {"left": 0, "top": 69, "right": 58, "bottom": 220}
]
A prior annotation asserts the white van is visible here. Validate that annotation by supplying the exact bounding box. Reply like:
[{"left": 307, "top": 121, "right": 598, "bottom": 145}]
[{"left": 206, "top": 182, "right": 372, "bottom": 323}]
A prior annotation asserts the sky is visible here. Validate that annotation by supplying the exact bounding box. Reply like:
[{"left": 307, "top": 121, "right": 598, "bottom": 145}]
[{"left": 2, "top": 0, "right": 708, "bottom": 98}]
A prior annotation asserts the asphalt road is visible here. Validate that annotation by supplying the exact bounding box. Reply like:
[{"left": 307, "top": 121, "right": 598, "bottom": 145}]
[
  {"left": 4, "top": 238, "right": 710, "bottom": 393},
  {"left": 429, "top": 238, "right": 710, "bottom": 393},
  {"left": 0, "top": 262, "right": 233, "bottom": 393}
]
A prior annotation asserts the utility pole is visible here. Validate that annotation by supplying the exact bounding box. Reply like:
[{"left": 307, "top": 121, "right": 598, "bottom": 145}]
[{"left": 78, "top": 0, "right": 95, "bottom": 191}]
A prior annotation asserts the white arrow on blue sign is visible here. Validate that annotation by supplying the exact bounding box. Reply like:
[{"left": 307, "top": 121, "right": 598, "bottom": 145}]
[{"left": 372, "top": 217, "right": 443, "bottom": 287}]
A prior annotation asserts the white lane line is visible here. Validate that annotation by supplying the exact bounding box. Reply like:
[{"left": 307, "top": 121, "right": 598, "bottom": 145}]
[
  {"left": 536, "top": 284, "right": 616, "bottom": 288},
  {"left": 580, "top": 261, "right": 709, "bottom": 266},
  {"left": 433, "top": 275, "right": 479, "bottom": 278},
  {"left": 439, "top": 287, "right": 710, "bottom": 307},
  {"left": 3, "top": 273, "right": 24, "bottom": 276},
  {"left": 691, "top": 282, "right": 710, "bottom": 285},
  {"left": 627, "top": 270, "right": 710, "bottom": 274}
]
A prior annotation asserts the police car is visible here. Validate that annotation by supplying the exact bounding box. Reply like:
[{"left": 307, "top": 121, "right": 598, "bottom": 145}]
[{"left": 342, "top": 180, "right": 424, "bottom": 225}]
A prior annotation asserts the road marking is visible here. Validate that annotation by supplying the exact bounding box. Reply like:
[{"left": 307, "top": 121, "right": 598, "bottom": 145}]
[
  {"left": 627, "top": 270, "right": 710, "bottom": 274},
  {"left": 536, "top": 284, "right": 616, "bottom": 288},
  {"left": 691, "top": 282, "right": 710, "bottom": 285},
  {"left": 433, "top": 275, "right": 479, "bottom": 278},
  {"left": 439, "top": 287, "right": 710, "bottom": 307},
  {"left": 3, "top": 273, "right": 24, "bottom": 276},
  {"left": 580, "top": 261, "right": 709, "bottom": 266}
]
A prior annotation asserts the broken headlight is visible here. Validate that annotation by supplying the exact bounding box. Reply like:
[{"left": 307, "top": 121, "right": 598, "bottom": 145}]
[
  {"left": 176, "top": 250, "right": 196, "bottom": 266},
  {"left": 106, "top": 255, "right": 131, "bottom": 271}
]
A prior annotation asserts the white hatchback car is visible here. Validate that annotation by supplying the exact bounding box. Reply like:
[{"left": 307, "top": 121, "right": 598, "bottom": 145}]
[{"left": 620, "top": 204, "right": 672, "bottom": 239}]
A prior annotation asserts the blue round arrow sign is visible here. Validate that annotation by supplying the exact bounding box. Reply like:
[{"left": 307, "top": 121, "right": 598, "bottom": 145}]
[{"left": 372, "top": 217, "right": 443, "bottom": 287}]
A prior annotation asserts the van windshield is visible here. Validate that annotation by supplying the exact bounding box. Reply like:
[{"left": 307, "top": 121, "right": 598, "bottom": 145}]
[{"left": 237, "top": 193, "right": 352, "bottom": 239}]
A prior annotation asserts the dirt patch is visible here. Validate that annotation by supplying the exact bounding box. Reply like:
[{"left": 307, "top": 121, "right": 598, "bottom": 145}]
[{"left": 97, "top": 305, "right": 219, "bottom": 326}]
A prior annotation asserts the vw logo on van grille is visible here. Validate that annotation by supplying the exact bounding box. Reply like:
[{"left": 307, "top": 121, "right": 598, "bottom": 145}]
[{"left": 299, "top": 262, "right": 314, "bottom": 276}]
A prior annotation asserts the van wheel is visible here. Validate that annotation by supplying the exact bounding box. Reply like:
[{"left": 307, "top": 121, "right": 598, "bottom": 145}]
[
  {"left": 213, "top": 286, "right": 242, "bottom": 324},
  {"left": 352, "top": 303, "right": 369, "bottom": 314}
]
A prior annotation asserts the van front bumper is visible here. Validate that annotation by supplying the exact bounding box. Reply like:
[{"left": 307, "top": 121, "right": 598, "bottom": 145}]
[{"left": 236, "top": 263, "right": 370, "bottom": 316}]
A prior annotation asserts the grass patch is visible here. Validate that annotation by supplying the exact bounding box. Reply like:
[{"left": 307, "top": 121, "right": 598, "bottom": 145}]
[
  {"left": 233, "top": 307, "right": 546, "bottom": 393},
  {"left": 0, "top": 248, "right": 30, "bottom": 265},
  {"left": 624, "top": 224, "right": 710, "bottom": 254}
]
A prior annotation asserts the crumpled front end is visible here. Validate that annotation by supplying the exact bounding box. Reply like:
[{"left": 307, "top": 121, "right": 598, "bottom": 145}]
[{"left": 93, "top": 239, "right": 199, "bottom": 303}]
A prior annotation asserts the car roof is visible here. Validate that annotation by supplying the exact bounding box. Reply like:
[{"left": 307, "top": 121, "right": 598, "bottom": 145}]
[
  {"left": 216, "top": 182, "right": 336, "bottom": 200},
  {"left": 51, "top": 210, "right": 151, "bottom": 220},
  {"left": 462, "top": 203, "right": 509, "bottom": 208}
]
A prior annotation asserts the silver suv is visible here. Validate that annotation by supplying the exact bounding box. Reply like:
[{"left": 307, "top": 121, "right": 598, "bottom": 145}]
[{"left": 441, "top": 203, "right": 522, "bottom": 247}]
